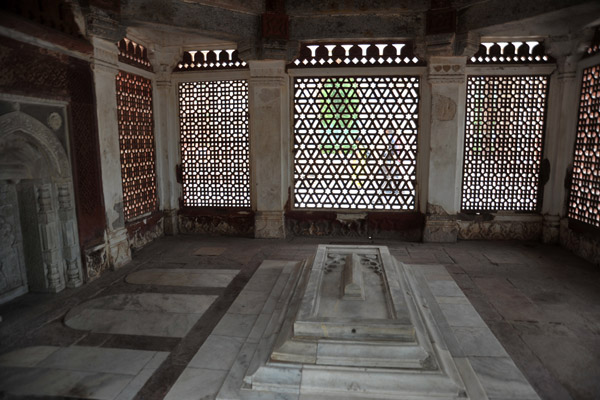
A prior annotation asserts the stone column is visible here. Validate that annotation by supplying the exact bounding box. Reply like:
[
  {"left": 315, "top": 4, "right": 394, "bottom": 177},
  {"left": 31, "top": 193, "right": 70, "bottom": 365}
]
[
  {"left": 423, "top": 56, "right": 467, "bottom": 242},
  {"left": 91, "top": 36, "right": 131, "bottom": 268},
  {"left": 37, "top": 184, "right": 65, "bottom": 292},
  {"left": 248, "top": 60, "right": 289, "bottom": 238},
  {"left": 542, "top": 53, "right": 580, "bottom": 243},
  {"left": 57, "top": 182, "right": 83, "bottom": 287},
  {"left": 150, "top": 46, "right": 181, "bottom": 235}
]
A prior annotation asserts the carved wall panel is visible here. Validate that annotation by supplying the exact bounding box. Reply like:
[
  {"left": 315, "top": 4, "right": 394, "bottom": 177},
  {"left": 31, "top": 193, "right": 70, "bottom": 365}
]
[
  {"left": 0, "top": 37, "right": 106, "bottom": 258},
  {"left": 0, "top": 108, "right": 84, "bottom": 298},
  {"left": 457, "top": 219, "right": 542, "bottom": 241},
  {"left": 0, "top": 184, "right": 28, "bottom": 303},
  {"left": 178, "top": 213, "right": 254, "bottom": 237}
]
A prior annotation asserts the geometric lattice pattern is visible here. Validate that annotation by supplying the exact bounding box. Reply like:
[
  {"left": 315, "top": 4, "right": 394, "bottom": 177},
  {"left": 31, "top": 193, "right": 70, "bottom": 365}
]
[
  {"left": 568, "top": 65, "right": 600, "bottom": 227},
  {"left": 293, "top": 76, "right": 420, "bottom": 210},
  {"left": 461, "top": 75, "right": 549, "bottom": 212},
  {"left": 178, "top": 80, "right": 250, "bottom": 207},
  {"left": 116, "top": 71, "right": 158, "bottom": 221},
  {"left": 469, "top": 41, "right": 552, "bottom": 64},
  {"left": 290, "top": 42, "right": 422, "bottom": 68}
]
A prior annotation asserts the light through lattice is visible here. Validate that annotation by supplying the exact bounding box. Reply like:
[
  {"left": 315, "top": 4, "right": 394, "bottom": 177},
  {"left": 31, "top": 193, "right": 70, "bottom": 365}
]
[
  {"left": 293, "top": 76, "right": 420, "bottom": 210},
  {"left": 461, "top": 75, "right": 548, "bottom": 212},
  {"left": 568, "top": 65, "right": 600, "bottom": 227},
  {"left": 179, "top": 80, "right": 250, "bottom": 207},
  {"left": 116, "top": 71, "right": 157, "bottom": 220}
]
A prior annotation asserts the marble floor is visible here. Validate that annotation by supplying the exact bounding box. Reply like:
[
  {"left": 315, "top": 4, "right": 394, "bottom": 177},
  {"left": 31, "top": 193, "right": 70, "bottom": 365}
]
[{"left": 0, "top": 236, "right": 599, "bottom": 399}]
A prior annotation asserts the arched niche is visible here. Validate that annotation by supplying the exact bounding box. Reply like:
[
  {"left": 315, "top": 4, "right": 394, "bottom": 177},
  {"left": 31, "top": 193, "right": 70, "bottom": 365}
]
[{"left": 0, "top": 111, "right": 83, "bottom": 304}]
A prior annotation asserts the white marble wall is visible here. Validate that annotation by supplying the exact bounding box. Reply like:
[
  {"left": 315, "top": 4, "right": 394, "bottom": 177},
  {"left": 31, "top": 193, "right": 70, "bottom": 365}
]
[
  {"left": 91, "top": 36, "right": 131, "bottom": 269},
  {"left": 249, "top": 60, "right": 290, "bottom": 239}
]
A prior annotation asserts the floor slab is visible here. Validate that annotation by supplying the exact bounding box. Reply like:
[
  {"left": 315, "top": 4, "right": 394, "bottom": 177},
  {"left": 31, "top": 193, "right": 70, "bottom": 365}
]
[
  {"left": 64, "top": 293, "right": 217, "bottom": 337},
  {"left": 126, "top": 269, "right": 239, "bottom": 287}
]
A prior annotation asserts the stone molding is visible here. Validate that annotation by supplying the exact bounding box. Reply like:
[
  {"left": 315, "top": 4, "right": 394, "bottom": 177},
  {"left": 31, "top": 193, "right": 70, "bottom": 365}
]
[
  {"left": 0, "top": 112, "right": 70, "bottom": 179},
  {"left": 249, "top": 60, "right": 286, "bottom": 86},
  {"left": 428, "top": 56, "right": 466, "bottom": 84},
  {"left": 91, "top": 36, "right": 119, "bottom": 71},
  {"left": 107, "top": 227, "right": 131, "bottom": 269},
  {"left": 178, "top": 213, "right": 254, "bottom": 237},
  {"left": 458, "top": 218, "right": 543, "bottom": 241},
  {"left": 255, "top": 211, "right": 285, "bottom": 239},
  {"left": 423, "top": 216, "right": 458, "bottom": 243}
]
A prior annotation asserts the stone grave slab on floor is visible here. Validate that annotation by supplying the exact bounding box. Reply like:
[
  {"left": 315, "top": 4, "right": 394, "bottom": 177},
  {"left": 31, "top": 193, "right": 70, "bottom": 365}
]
[{"left": 170, "top": 245, "right": 541, "bottom": 400}]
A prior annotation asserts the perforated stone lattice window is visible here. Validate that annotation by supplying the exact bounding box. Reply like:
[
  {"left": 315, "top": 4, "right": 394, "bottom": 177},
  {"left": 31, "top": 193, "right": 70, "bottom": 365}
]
[
  {"left": 568, "top": 65, "right": 600, "bottom": 227},
  {"left": 116, "top": 71, "right": 158, "bottom": 220},
  {"left": 179, "top": 80, "right": 250, "bottom": 207},
  {"left": 293, "top": 76, "right": 420, "bottom": 210},
  {"left": 461, "top": 75, "right": 549, "bottom": 212}
]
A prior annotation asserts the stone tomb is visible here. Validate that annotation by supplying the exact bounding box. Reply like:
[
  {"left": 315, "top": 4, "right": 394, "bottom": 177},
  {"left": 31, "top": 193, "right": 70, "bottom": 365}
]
[{"left": 214, "top": 245, "right": 541, "bottom": 399}]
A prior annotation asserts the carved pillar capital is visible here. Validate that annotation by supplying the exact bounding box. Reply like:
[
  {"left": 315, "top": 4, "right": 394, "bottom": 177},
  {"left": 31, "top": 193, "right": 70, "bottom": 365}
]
[
  {"left": 249, "top": 60, "right": 287, "bottom": 86},
  {"left": 90, "top": 36, "right": 119, "bottom": 72},
  {"left": 427, "top": 56, "right": 467, "bottom": 84}
]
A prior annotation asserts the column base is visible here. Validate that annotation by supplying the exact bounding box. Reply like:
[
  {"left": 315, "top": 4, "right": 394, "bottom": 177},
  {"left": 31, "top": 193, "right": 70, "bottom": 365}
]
[
  {"left": 542, "top": 215, "right": 560, "bottom": 244},
  {"left": 84, "top": 242, "right": 109, "bottom": 281},
  {"left": 108, "top": 227, "right": 131, "bottom": 269},
  {"left": 163, "top": 209, "right": 179, "bottom": 235},
  {"left": 255, "top": 211, "right": 285, "bottom": 239},
  {"left": 423, "top": 216, "right": 457, "bottom": 243}
]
